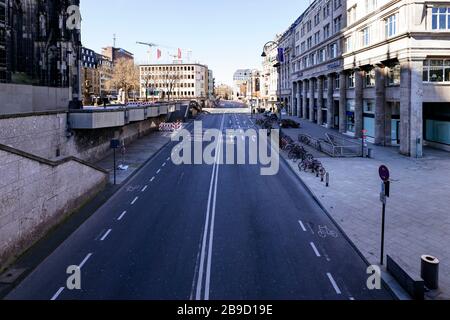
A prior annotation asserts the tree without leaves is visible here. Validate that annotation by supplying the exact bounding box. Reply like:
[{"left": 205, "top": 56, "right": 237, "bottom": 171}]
[
  {"left": 107, "top": 58, "right": 139, "bottom": 103},
  {"left": 162, "top": 70, "right": 180, "bottom": 102}
]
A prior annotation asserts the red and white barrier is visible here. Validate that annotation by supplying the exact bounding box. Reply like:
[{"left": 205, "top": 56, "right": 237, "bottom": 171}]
[
  {"left": 126, "top": 102, "right": 154, "bottom": 108},
  {"left": 159, "top": 121, "right": 183, "bottom": 132}
]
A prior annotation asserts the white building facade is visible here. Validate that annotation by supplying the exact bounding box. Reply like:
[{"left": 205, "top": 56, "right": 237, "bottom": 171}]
[
  {"left": 283, "top": 0, "right": 450, "bottom": 156},
  {"left": 261, "top": 36, "right": 281, "bottom": 111},
  {"left": 139, "top": 63, "right": 208, "bottom": 100}
]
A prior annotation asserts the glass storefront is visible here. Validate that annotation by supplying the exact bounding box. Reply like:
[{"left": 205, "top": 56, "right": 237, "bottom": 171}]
[
  {"left": 363, "top": 100, "right": 375, "bottom": 141},
  {"left": 346, "top": 99, "right": 355, "bottom": 133},
  {"left": 424, "top": 103, "right": 450, "bottom": 145}
]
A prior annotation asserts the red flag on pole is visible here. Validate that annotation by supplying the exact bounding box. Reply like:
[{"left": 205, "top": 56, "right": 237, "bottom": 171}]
[
  {"left": 157, "top": 49, "right": 162, "bottom": 60},
  {"left": 178, "top": 48, "right": 182, "bottom": 59}
]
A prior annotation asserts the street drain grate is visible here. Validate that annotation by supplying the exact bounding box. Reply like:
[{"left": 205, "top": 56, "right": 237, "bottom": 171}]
[{"left": 0, "top": 268, "right": 28, "bottom": 284}]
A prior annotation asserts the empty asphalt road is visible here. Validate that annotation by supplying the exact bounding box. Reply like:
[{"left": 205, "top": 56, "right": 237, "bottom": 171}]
[{"left": 6, "top": 104, "right": 393, "bottom": 300}]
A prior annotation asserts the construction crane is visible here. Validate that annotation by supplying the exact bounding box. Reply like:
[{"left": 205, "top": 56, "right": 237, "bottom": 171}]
[{"left": 136, "top": 41, "right": 158, "bottom": 48}]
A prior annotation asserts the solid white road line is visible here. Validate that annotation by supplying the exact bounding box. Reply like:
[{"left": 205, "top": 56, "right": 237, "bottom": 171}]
[
  {"left": 142, "top": 185, "right": 148, "bottom": 192},
  {"left": 327, "top": 273, "right": 342, "bottom": 295},
  {"left": 117, "top": 211, "right": 127, "bottom": 221},
  {"left": 51, "top": 287, "right": 65, "bottom": 301},
  {"left": 195, "top": 114, "right": 225, "bottom": 301},
  {"left": 150, "top": 177, "right": 155, "bottom": 182},
  {"left": 79, "top": 253, "right": 93, "bottom": 269},
  {"left": 310, "top": 242, "right": 321, "bottom": 257},
  {"left": 298, "top": 220, "right": 307, "bottom": 232},
  {"left": 205, "top": 130, "right": 222, "bottom": 300},
  {"left": 131, "top": 197, "right": 138, "bottom": 205},
  {"left": 195, "top": 145, "right": 217, "bottom": 301},
  {"left": 100, "top": 229, "right": 112, "bottom": 241}
]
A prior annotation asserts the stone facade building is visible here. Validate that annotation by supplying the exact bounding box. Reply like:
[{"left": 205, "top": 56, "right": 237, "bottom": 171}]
[
  {"left": 139, "top": 63, "right": 209, "bottom": 101},
  {"left": 281, "top": 0, "right": 450, "bottom": 156},
  {"left": 0, "top": 0, "right": 82, "bottom": 113}
]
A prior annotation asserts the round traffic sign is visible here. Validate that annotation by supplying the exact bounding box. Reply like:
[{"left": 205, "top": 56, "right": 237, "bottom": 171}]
[{"left": 379, "top": 165, "right": 390, "bottom": 182}]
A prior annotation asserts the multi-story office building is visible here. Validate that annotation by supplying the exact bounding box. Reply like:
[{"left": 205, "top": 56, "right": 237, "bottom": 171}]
[
  {"left": 208, "top": 69, "right": 215, "bottom": 99},
  {"left": 284, "top": 0, "right": 450, "bottom": 156},
  {"left": 97, "top": 53, "right": 114, "bottom": 97},
  {"left": 233, "top": 69, "right": 252, "bottom": 101},
  {"left": 279, "top": 16, "right": 304, "bottom": 113},
  {"left": 102, "top": 46, "right": 134, "bottom": 64},
  {"left": 80, "top": 47, "right": 100, "bottom": 105},
  {"left": 261, "top": 37, "right": 281, "bottom": 111},
  {"left": 139, "top": 63, "right": 209, "bottom": 100}
]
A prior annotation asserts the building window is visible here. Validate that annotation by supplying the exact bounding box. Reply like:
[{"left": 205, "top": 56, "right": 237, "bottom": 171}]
[
  {"left": 432, "top": 7, "right": 450, "bottom": 30},
  {"left": 324, "top": 24, "right": 330, "bottom": 39},
  {"left": 423, "top": 59, "right": 450, "bottom": 82},
  {"left": 387, "top": 64, "right": 401, "bottom": 85},
  {"left": 334, "top": 0, "right": 342, "bottom": 10},
  {"left": 344, "top": 36, "right": 352, "bottom": 53},
  {"left": 329, "top": 42, "right": 338, "bottom": 58},
  {"left": 324, "top": 2, "right": 331, "bottom": 19},
  {"left": 314, "top": 31, "right": 321, "bottom": 45},
  {"left": 385, "top": 14, "right": 398, "bottom": 38},
  {"left": 346, "top": 100, "right": 356, "bottom": 133},
  {"left": 348, "top": 72, "right": 355, "bottom": 88},
  {"left": 362, "top": 26, "right": 371, "bottom": 46},
  {"left": 335, "top": 75, "right": 340, "bottom": 89},
  {"left": 348, "top": 6, "right": 357, "bottom": 25},
  {"left": 365, "top": 0, "right": 377, "bottom": 13},
  {"left": 365, "top": 69, "right": 375, "bottom": 87},
  {"left": 307, "top": 37, "right": 312, "bottom": 49},
  {"left": 334, "top": 15, "right": 342, "bottom": 33}
]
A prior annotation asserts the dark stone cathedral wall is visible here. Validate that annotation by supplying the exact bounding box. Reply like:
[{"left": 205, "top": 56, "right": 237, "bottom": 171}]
[{"left": 1, "top": 0, "right": 80, "bottom": 87}]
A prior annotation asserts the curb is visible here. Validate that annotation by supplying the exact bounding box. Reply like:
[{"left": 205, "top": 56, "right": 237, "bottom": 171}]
[{"left": 279, "top": 152, "right": 407, "bottom": 300}]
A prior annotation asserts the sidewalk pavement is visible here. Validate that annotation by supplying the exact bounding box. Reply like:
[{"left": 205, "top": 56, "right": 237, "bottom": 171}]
[
  {"left": 95, "top": 131, "right": 173, "bottom": 185},
  {"left": 282, "top": 116, "right": 450, "bottom": 300}
]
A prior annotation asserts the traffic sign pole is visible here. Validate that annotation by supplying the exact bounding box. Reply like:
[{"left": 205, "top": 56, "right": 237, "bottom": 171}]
[{"left": 378, "top": 165, "right": 390, "bottom": 265}]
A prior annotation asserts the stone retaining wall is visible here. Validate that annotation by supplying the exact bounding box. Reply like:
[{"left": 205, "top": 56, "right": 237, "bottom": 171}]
[{"left": 0, "top": 144, "right": 108, "bottom": 271}]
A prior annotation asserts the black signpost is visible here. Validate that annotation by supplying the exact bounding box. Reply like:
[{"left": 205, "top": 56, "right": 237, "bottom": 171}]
[
  {"left": 111, "top": 139, "right": 120, "bottom": 185},
  {"left": 379, "top": 165, "right": 390, "bottom": 265}
]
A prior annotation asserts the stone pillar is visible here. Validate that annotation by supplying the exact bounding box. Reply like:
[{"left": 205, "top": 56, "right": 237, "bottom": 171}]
[
  {"left": 309, "top": 78, "right": 315, "bottom": 122},
  {"left": 296, "top": 82, "right": 301, "bottom": 118},
  {"left": 339, "top": 72, "right": 347, "bottom": 133},
  {"left": 327, "top": 74, "right": 334, "bottom": 128},
  {"left": 354, "top": 69, "right": 364, "bottom": 138},
  {"left": 400, "top": 59, "right": 424, "bottom": 158},
  {"left": 292, "top": 82, "right": 297, "bottom": 117},
  {"left": 302, "top": 80, "right": 308, "bottom": 120},
  {"left": 317, "top": 76, "right": 324, "bottom": 126},
  {"left": 375, "top": 66, "right": 386, "bottom": 145}
]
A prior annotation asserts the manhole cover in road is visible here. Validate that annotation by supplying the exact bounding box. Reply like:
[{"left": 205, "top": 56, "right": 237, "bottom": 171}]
[{"left": 0, "top": 268, "right": 27, "bottom": 284}]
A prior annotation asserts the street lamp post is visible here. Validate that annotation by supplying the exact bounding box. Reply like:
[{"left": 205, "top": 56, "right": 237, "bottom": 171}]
[{"left": 261, "top": 41, "right": 283, "bottom": 134}]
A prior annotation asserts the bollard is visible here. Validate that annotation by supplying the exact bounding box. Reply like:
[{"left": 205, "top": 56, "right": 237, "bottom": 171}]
[
  {"left": 326, "top": 172, "right": 330, "bottom": 187},
  {"left": 421, "top": 255, "right": 439, "bottom": 290}
]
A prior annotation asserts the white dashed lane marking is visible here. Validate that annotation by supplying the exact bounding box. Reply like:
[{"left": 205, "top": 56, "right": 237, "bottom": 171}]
[
  {"left": 117, "top": 211, "right": 127, "bottom": 221},
  {"left": 298, "top": 220, "right": 307, "bottom": 232},
  {"left": 51, "top": 287, "right": 65, "bottom": 301},
  {"left": 131, "top": 197, "right": 139, "bottom": 205},
  {"left": 100, "top": 229, "right": 112, "bottom": 241},
  {"left": 310, "top": 242, "right": 321, "bottom": 257},
  {"left": 327, "top": 273, "right": 342, "bottom": 295}
]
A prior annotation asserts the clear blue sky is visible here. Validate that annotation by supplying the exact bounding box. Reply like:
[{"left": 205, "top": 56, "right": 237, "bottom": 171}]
[{"left": 80, "top": 0, "right": 308, "bottom": 86}]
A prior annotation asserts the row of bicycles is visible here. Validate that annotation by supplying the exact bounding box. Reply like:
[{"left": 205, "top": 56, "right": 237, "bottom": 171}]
[
  {"left": 255, "top": 113, "right": 278, "bottom": 130},
  {"left": 280, "top": 134, "right": 326, "bottom": 177}
]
